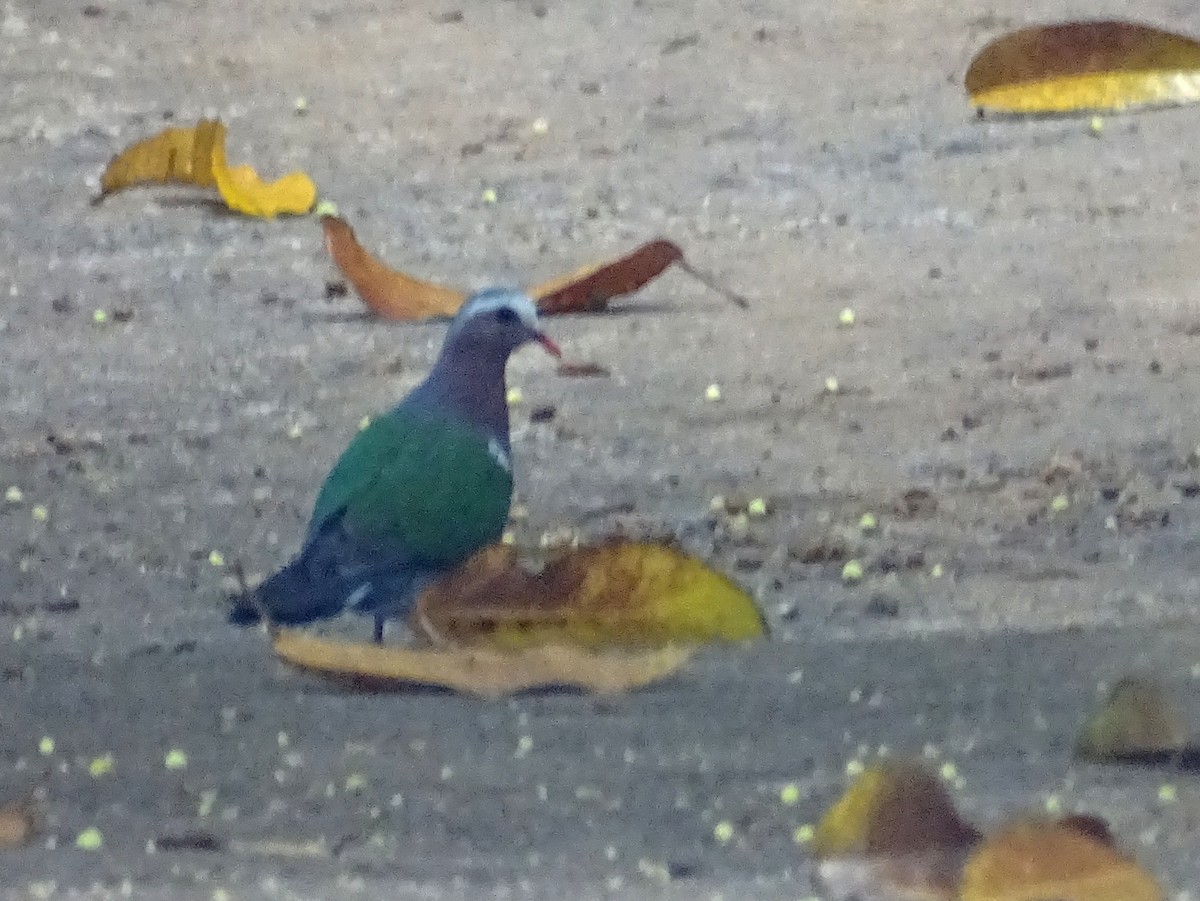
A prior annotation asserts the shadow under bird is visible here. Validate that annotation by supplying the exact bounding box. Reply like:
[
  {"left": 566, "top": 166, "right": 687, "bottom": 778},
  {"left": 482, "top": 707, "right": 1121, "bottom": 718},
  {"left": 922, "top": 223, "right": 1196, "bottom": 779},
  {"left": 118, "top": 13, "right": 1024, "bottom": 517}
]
[{"left": 229, "top": 288, "right": 561, "bottom": 642}]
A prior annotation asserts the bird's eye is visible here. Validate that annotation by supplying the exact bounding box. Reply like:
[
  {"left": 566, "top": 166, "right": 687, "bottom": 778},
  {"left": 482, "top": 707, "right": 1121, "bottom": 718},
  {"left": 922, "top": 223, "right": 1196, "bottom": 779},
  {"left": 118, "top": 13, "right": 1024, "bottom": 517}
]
[{"left": 494, "top": 307, "right": 519, "bottom": 323}]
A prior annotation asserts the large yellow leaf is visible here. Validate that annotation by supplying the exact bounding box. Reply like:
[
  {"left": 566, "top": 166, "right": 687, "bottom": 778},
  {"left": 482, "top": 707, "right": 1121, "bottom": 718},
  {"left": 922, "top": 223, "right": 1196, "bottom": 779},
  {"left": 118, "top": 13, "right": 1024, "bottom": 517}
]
[
  {"left": 212, "top": 140, "right": 316, "bottom": 218},
  {"left": 97, "top": 119, "right": 224, "bottom": 198},
  {"left": 960, "top": 818, "right": 1163, "bottom": 901},
  {"left": 271, "top": 629, "right": 692, "bottom": 697},
  {"left": 966, "top": 21, "right": 1200, "bottom": 113},
  {"left": 414, "top": 540, "right": 766, "bottom": 648}
]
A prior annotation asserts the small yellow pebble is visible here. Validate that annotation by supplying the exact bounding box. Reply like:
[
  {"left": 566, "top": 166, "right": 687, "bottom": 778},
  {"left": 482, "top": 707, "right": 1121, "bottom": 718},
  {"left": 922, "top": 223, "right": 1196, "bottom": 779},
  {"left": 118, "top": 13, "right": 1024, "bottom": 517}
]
[
  {"left": 779, "top": 783, "right": 801, "bottom": 805},
  {"left": 358, "top": 415, "right": 371, "bottom": 431},
  {"left": 345, "top": 773, "right": 367, "bottom": 793},
  {"left": 501, "top": 529, "right": 516, "bottom": 545},
  {"left": 845, "top": 758, "right": 865, "bottom": 776},
  {"left": 31, "top": 505, "right": 48, "bottom": 522},
  {"left": 286, "top": 423, "right": 303, "bottom": 440},
  {"left": 314, "top": 200, "right": 339, "bottom": 218},
  {"left": 506, "top": 387, "right": 523, "bottom": 405},
  {"left": 709, "top": 495, "right": 726, "bottom": 513},
  {"left": 482, "top": 188, "right": 498, "bottom": 204},
  {"left": 1089, "top": 115, "right": 1104, "bottom": 135},
  {"left": 704, "top": 383, "right": 722, "bottom": 402},
  {"left": 1158, "top": 784, "right": 1178, "bottom": 804},
  {"left": 164, "top": 749, "right": 188, "bottom": 771},
  {"left": 208, "top": 550, "right": 225, "bottom": 568},
  {"left": 930, "top": 563, "right": 945, "bottom": 579},
  {"left": 4, "top": 485, "right": 23, "bottom": 503},
  {"left": 1044, "top": 794, "right": 1062, "bottom": 814},
  {"left": 747, "top": 497, "right": 769, "bottom": 518},
  {"left": 823, "top": 376, "right": 840, "bottom": 394},
  {"left": 841, "top": 559, "right": 864, "bottom": 583},
  {"left": 838, "top": 307, "right": 856, "bottom": 326},
  {"left": 531, "top": 117, "right": 550, "bottom": 135},
  {"left": 1050, "top": 494, "right": 1070, "bottom": 512},
  {"left": 92, "top": 309, "right": 108, "bottom": 324},
  {"left": 38, "top": 736, "right": 54, "bottom": 756},
  {"left": 939, "top": 762, "right": 958, "bottom": 781},
  {"left": 858, "top": 512, "right": 878, "bottom": 532},
  {"left": 712, "top": 820, "right": 734, "bottom": 844},
  {"left": 75, "top": 828, "right": 104, "bottom": 850},
  {"left": 88, "top": 754, "right": 114, "bottom": 778},
  {"left": 293, "top": 95, "right": 309, "bottom": 114},
  {"left": 792, "top": 824, "right": 815, "bottom": 845}
]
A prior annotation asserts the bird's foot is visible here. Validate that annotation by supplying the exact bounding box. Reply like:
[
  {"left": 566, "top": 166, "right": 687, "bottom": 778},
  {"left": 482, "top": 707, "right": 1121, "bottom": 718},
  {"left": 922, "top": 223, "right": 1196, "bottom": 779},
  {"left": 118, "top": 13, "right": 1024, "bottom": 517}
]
[{"left": 373, "top": 615, "right": 385, "bottom": 644}]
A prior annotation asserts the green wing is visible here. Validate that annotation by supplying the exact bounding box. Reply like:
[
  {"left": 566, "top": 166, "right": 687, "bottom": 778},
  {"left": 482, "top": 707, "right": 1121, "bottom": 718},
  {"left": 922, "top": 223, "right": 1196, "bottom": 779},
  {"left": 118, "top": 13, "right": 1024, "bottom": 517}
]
[{"left": 309, "top": 407, "right": 512, "bottom": 565}]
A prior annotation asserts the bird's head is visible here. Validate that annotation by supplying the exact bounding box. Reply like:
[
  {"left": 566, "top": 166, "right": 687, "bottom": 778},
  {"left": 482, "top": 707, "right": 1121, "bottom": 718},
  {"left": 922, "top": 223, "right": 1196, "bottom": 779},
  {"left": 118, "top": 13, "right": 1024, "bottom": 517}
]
[{"left": 447, "top": 288, "right": 561, "bottom": 360}]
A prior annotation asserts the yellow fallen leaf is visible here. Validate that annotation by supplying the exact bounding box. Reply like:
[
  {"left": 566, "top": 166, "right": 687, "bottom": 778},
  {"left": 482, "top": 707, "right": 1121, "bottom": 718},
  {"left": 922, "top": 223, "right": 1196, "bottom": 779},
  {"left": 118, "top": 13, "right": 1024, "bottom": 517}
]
[
  {"left": 966, "top": 20, "right": 1200, "bottom": 113},
  {"left": 271, "top": 629, "right": 692, "bottom": 697},
  {"left": 97, "top": 119, "right": 223, "bottom": 199},
  {"left": 414, "top": 540, "right": 766, "bottom": 649},
  {"left": 96, "top": 118, "right": 316, "bottom": 217},
  {"left": 960, "top": 817, "right": 1163, "bottom": 901}
]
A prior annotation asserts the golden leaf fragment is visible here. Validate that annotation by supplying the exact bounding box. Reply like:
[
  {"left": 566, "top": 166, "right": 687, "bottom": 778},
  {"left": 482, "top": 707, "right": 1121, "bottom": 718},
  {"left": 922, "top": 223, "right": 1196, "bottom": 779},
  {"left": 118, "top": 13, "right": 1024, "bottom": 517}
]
[
  {"left": 966, "top": 21, "right": 1200, "bottom": 113},
  {"left": 813, "top": 761, "right": 981, "bottom": 860},
  {"left": 212, "top": 147, "right": 317, "bottom": 218},
  {"left": 1075, "top": 676, "right": 1189, "bottom": 761},
  {"left": 414, "top": 540, "right": 766, "bottom": 649},
  {"left": 97, "top": 119, "right": 224, "bottom": 199},
  {"left": 272, "top": 629, "right": 692, "bottom": 697},
  {"left": 960, "top": 817, "right": 1163, "bottom": 901},
  {"left": 530, "top": 240, "right": 685, "bottom": 313},
  {"left": 320, "top": 215, "right": 466, "bottom": 320}
]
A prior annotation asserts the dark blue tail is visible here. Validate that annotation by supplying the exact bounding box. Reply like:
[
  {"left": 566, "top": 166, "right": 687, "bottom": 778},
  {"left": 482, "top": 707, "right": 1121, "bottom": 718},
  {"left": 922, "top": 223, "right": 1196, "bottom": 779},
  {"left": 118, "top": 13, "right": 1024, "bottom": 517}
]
[{"left": 227, "top": 554, "right": 353, "bottom": 627}]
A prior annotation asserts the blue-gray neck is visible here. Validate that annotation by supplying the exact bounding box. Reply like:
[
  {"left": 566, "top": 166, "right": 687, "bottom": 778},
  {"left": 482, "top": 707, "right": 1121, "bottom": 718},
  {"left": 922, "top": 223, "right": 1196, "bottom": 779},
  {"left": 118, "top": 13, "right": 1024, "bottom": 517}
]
[{"left": 403, "top": 337, "right": 512, "bottom": 451}]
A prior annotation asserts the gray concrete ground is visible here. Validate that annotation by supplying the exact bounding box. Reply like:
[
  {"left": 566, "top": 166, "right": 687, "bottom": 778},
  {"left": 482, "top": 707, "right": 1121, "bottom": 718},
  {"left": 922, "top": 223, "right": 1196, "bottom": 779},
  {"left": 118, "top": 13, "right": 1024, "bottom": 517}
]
[{"left": 3, "top": 0, "right": 1200, "bottom": 896}]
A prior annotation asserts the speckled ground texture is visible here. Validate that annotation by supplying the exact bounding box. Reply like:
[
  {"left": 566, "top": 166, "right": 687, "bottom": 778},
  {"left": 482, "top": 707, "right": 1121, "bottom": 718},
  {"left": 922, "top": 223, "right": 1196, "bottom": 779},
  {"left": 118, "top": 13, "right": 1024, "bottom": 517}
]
[{"left": 4, "top": 0, "right": 1200, "bottom": 897}]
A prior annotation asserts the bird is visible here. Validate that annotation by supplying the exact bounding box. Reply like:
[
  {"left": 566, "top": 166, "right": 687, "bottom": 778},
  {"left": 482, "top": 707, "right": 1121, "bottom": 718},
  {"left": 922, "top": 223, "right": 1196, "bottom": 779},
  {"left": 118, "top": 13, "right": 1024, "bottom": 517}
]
[{"left": 229, "top": 287, "right": 561, "bottom": 642}]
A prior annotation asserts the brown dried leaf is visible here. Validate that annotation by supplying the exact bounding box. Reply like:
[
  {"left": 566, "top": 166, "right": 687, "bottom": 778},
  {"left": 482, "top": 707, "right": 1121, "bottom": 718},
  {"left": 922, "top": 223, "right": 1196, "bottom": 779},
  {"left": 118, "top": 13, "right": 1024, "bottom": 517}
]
[
  {"left": 960, "top": 817, "right": 1163, "bottom": 901},
  {"left": 272, "top": 629, "right": 692, "bottom": 697},
  {"left": 530, "top": 240, "right": 684, "bottom": 313},
  {"left": 320, "top": 215, "right": 466, "bottom": 320},
  {"left": 813, "top": 761, "right": 981, "bottom": 860},
  {"left": 97, "top": 119, "right": 224, "bottom": 199},
  {"left": 966, "top": 21, "right": 1200, "bottom": 114},
  {"left": 413, "top": 540, "right": 766, "bottom": 649},
  {"left": 0, "top": 800, "right": 35, "bottom": 849},
  {"left": 1075, "top": 676, "right": 1189, "bottom": 761}
]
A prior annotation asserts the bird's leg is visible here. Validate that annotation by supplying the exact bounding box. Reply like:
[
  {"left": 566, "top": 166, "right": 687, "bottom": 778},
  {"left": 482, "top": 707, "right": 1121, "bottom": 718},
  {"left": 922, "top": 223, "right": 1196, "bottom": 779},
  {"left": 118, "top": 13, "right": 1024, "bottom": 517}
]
[{"left": 373, "top": 614, "right": 385, "bottom": 644}]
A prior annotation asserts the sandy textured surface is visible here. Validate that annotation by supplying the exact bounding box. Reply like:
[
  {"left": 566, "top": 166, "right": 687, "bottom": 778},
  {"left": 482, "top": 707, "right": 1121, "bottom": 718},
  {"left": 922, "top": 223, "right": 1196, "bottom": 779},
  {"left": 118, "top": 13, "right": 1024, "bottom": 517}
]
[{"left": 3, "top": 0, "right": 1200, "bottom": 896}]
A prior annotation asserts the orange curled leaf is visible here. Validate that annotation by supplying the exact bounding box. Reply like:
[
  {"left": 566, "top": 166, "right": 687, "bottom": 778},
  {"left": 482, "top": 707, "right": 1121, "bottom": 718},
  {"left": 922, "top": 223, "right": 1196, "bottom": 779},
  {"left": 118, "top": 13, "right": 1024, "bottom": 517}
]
[
  {"left": 960, "top": 817, "right": 1163, "bottom": 901},
  {"left": 320, "top": 215, "right": 466, "bottom": 320},
  {"left": 271, "top": 629, "right": 692, "bottom": 697},
  {"left": 96, "top": 119, "right": 224, "bottom": 199},
  {"left": 531, "top": 240, "right": 684, "bottom": 313},
  {"left": 414, "top": 540, "right": 766, "bottom": 649},
  {"left": 966, "top": 21, "right": 1200, "bottom": 113}
]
